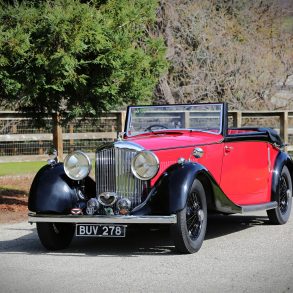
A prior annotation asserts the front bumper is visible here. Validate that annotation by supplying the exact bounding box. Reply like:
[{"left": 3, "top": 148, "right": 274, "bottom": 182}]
[{"left": 28, "top": 212, "right": 177, "bottom": 224}]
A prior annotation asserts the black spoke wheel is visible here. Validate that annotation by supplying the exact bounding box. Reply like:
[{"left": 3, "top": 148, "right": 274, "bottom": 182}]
[
  {"left": 37, "top": 222, "right": 75, "bottom": 250},
  {"left": 267, "top": 166, "right": 292, "bottom": 225},
  {"left": 171, "top": 179, "right": 207, "bottom": 254}
]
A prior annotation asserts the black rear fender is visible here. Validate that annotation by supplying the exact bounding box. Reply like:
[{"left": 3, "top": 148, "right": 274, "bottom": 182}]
[{"left": 271, "top": 152, "right": 293, "bottom": 202}]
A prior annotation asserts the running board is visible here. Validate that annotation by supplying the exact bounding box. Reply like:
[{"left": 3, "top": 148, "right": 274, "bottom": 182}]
[{"left": 241, "top": 201, "right": 277, "bottom": 213}]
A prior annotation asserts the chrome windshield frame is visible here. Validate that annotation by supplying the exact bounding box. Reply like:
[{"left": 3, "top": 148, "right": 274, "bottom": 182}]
[{"left": 125, "top": 103, "right": 224, "bottom": 137}]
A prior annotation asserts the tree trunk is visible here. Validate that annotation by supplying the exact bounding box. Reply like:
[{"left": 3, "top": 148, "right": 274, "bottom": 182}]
[{"left": 52, "top": 112, "right": 63, "bottom": 161}]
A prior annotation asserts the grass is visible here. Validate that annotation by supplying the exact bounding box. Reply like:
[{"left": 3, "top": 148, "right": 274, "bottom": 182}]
[
  {"left": 0, "top": 161, "right": 46, "bottom": 177},
  {"left": 0, "top": 160, "right": 95, "bottom": 177}
]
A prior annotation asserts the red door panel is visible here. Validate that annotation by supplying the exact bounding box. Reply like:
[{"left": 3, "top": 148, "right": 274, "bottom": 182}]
[
  {"left": 192, "top": 144, "right": 224, "bottom": 184},
  {"left": 220, "top": 141, "right": 269, "bottom": 205},
  {"left": 152, "top": 143, "right": 224, "bottom": 185}
]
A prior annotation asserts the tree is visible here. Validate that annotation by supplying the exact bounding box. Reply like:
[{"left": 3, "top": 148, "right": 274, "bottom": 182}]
[
  {"left": 0, "top": 0, "right": 167, "bottom": 158},
  {"left": 154, "top": 0, "right": 293, "bottom": 110}
]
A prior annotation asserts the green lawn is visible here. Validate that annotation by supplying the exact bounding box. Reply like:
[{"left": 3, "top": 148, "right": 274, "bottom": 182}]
[
  {"left": 0, "top": 161, "right": 46, "bottom": 176},
  {"left": 0, "top": 160, "right": 95, "bottom": 177}
]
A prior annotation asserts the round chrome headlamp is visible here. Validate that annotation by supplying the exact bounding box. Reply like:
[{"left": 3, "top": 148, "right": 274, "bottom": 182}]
[
  {"left": 131, "top": 151, "right": 159, "bottom": 180},
  {"left": 64, "top": 151, "right": 91, "bottom": 180}
]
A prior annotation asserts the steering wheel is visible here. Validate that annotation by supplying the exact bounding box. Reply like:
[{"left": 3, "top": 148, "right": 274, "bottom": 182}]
[{"left": 144, "top": 124, "right": 168, "bottom": 132}]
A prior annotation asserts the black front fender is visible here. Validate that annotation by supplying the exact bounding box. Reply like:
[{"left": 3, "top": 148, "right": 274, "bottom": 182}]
[
  {"left": 152, "top": 162, "right": 205, "bottom": 214},
  {"left": 28, "top": 163, "right": 77, "bottom": 213}
]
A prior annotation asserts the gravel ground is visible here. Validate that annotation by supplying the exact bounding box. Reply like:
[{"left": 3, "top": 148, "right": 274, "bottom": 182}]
[{"left": 1, "top": 211, "right": 293, "bottom": 293}]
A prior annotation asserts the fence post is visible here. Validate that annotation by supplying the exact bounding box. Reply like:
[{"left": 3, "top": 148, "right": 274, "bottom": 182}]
[
  {"left": 69, "top": 124, "right": 74, "bottom": 152},
  {"left": 280, "top": 111, "right": 289, "bottom": 147},
  {"left": 117, "top": 111, "right": 127, "bottom": 133},
  {"left": 52, "top": 112, "right": 63, "bottom": 161},
  {"left": 183, "top": 112, "right": 190, "bottom": 129},
  {"left": 12, "top": 123, "right": 17, "bottom": 155},
  {"left": 232, "top": 111, "right": 242, "bottom": 128}
]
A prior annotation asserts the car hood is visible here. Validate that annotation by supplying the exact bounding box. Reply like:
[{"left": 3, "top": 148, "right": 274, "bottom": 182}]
[{"left": 126, "top": 131, "right": 223, "bottom": 151}]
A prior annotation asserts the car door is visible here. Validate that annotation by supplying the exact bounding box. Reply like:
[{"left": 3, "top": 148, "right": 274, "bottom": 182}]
[{"left": 220, "top": 141, "right": 269, "bottom": 205}]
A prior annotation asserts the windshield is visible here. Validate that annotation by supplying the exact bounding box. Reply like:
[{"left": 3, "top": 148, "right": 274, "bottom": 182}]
[{"left": 126, "top": 104, "right": 223, "bottom": 136}]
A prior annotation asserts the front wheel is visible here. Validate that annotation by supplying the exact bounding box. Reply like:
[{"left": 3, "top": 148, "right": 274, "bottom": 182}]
[
  {"left": 37, "top": 222, "right": 75, "bottom": 250},
  {"left": 170, "top": 179, "right": 207, "bottom": 254},
  {"left": 267, "top": 166, "right": 292, "bottom": 225}
]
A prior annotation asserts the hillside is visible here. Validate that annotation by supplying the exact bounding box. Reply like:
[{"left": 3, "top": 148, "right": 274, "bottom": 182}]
[{"left": 154, "top": 0, "right": 293, "bottom": 110}]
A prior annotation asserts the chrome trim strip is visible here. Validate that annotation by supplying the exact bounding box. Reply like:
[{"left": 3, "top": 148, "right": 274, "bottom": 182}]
[
  {"left": 241, "top": 201, "right": 278, "bottom": 213},
  {"left": 114, "top": 141, "right": 144, "bottom": 151},
  {"left": 149, "top": 139, "right": 224, "bottom": 152},
  {"left": 28, "top": 213, "right": 177, "bottom": 224}
]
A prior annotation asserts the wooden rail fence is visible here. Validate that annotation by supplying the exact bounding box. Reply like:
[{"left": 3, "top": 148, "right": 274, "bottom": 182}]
[{"left": 0, "top": 110, "right": 292, "bottom": 161}]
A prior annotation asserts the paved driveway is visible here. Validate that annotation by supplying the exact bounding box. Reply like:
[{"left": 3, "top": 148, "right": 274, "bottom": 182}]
[{"left": 1, "top": 212, "right": 293, "bottom": 293}]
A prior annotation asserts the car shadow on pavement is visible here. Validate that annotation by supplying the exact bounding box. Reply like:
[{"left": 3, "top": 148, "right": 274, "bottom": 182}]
[
  {"left": 0, "top": 214, "right": 270, "bottom": 256},
  {"left": 205, "top": 214, "right": 269, "bottom": 240}
]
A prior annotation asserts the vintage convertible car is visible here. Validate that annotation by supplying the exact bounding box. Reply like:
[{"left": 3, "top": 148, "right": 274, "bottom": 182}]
[{"left": 28, "top": 103, "right": 293, "bottom": 253}]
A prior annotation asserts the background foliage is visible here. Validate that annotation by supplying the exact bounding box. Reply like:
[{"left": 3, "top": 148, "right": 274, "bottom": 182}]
[
  {"left": 0, "top": 0, "right": 167, "bottom": 126},
  {"left": 155, "top": 0, "right": 293, "bottom": 110},
  {"left": 0, "top": 0, "right": 292, "bottom": 119}
]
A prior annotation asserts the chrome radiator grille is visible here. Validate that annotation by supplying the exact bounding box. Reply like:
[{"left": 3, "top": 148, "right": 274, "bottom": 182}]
[{"left": 96, "top": 146, "right": 147, "bottom": 208}]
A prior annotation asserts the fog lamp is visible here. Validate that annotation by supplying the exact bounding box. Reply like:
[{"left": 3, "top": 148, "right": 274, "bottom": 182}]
[
  {"left": 86, "top": 198, "right": 100, "bottom": 215},
  {"left": 117, "top": 198, "right": 131, "bottom": 215}
]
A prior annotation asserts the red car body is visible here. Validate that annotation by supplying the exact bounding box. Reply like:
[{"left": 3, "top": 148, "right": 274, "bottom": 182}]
[
  {"left": 128, "top": 131, "right": 279, "bottom": 205},
  {"left": 28, "top": 103, "right": 293, "bottom": 253}
]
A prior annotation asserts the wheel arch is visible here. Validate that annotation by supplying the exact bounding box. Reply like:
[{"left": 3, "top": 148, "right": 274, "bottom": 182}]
[
  {"left": 285, "top": 157, "right": 293, "bottom": 183},
  {"left": 271, "top": 151, "right": 293, "bottom": 202}
]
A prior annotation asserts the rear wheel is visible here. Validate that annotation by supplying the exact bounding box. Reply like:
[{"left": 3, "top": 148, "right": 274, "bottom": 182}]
[
  {"left": 267, "top": 166, "right": 292, "bottom": 225},
  {"left": 36, "top": 222, "right": 75, "bottom": 250},
  {"left": 171, "top": 179, "right": 207, "bottom": 254}
]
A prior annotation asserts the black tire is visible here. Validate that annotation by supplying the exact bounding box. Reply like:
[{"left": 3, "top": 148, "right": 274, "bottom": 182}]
[
  {"left": 36, "top": 222, "right": 75, "bottom": 250},
  {"left": 267, "top": 166, "right": 292, "bottom": 225},
  {"left": 170, "top": 179, "right": 207, "bottom": 254}
]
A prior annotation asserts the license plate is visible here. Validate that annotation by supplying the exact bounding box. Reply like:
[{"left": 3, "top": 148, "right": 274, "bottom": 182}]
[{"left": 76, "top": 224, "right": 126, "bottom": 237}]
